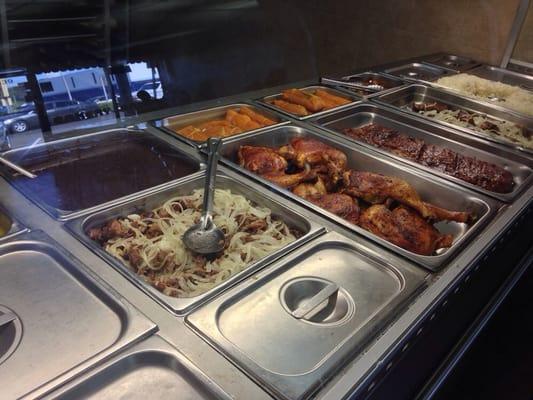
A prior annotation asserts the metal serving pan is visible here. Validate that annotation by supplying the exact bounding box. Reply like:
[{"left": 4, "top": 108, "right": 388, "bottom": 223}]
[
  {"left": 310, "top": 103, "right": 533, "bottom": 202},
  {"left": 46, "top": 336, "right": 231, "bottom": 400},
  {"left": 0, "top": 128, "right": 204, "bottom": 221},
  {"left": 187, "top": 231, "right": 427, "bottom": 400},
  {"left": 151, "top": 102, "right": 289, "bottom": 148},
  {"left": 373, "top": 84, "right": 533, "bottom": 156},
  {"left": 256, "top": 85, "right": 360, "bottom": 120},
  {"left": 468, "top": 64, "right": 533, "bottom": 89},
  {"left": 0, "top": 230, "right": 156, "bottom": 400},
  {"left": 420, "top": 53, "right": 480, "bottom": 73},
  {"left": 218, "top": 124, "right": 500, "bottom": 271},
  {"left": 383, "top": 63, "right": 455, "bottom": 83},
  {"left": 321, "top": 72, "right": 405, "bottom": 99},
  {"left": 66, "top": 167, "right": 325, "bottom": 315}
]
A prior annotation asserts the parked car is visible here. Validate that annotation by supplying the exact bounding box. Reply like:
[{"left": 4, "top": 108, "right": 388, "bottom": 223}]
[
  {"left": 82, "top": 96, "right": 114, "bottom": 116},
  {"left": 132, "top": 81, "right": 163, "bottom": 100},
  {"left": 3, "top": 100, "right": 84, "bottom": 133}
]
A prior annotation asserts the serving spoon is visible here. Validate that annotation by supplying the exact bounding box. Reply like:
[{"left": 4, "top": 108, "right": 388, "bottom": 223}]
[{"left": 182, "top": 137, "right": 225, "bottom": 255}]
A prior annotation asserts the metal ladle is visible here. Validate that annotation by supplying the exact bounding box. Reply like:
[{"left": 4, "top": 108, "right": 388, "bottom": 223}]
[{"left": 182, "top": 137, "right": 225, "bottom": 255}]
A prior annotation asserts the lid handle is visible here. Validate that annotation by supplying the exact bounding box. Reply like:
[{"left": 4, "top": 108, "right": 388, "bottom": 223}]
[
  {"left": 291, "top": 282, "right": 339, "bottom": 320},
  {"left": 0, "top": 311, "right": 17, "bottom": 328}
]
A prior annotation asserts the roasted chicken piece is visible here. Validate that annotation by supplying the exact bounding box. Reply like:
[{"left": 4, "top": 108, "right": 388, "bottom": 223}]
[
  {"left": 238, "top": 145, "right": 313, "bottom": 188},
  {"left": 359, "top": 205, "right": 454, "bottom": 255},
  {"left": 293, "top": 178, "right": 359, "bottom": 224},
  {"left": 282, "top": 89, "right": 325, "bottom": 112},
  {"left": 279, "top": 138, "right": 347, "bottom": 184},
  {"left": 342, "top": 170, "right": 471, "bottom": 223},
  {"left": 307, "top": 193, "right": 360, "bottom": 224},
  {"left": 292, "top": 177, "right": 328, "bottom": 198}
]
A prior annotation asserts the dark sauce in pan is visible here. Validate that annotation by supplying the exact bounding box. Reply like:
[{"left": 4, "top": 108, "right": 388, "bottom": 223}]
[{"left": 11, "top": 135, "right": 199, "bottom": 212}]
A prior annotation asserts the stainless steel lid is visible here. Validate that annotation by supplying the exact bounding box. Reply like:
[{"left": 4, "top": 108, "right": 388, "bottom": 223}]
[
  {"left": 187, "top": 231, "right": 426, "bottom": 400},
  {"left": 0, "top": 231, "right": 156, "bottom": 399},
  {"left": 47, "top": 336, "right": 231, "bottom": 400}
]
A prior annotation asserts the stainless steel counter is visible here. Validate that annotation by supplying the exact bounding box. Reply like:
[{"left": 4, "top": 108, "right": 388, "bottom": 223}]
[{"left": 0, "top": 62, "right": 531, "bottom": 400}]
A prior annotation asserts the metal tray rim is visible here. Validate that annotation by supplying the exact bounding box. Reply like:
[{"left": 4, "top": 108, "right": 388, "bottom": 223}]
[
  {"left": 0, "top": 130, "right": 206, "bottom": 221},
  {"left": 42, "top": 335, "right": 232, "bottom": 400},
  {"left": 151, "top": 101, "right": 291, "bottom": 149},
  {"left": 65, "top": 167, "right": 326, "bottom": 316},
  {"left": 372, "top": 83, "right": 533, "bottom": 156},
  {"left": 185, "top": 231, "right": 427, "bottom": 400},
  {"left": 217, "top": 124, "right": 500, "bottom": 271},
  {"left": 0, "top": 230, "right": 157, "bottom": 400},
  {"left": 308, "top": 102, "right": 533, "bottom": 202},
  {"left": 255, "top": 85, "right": 361, "bottom": 121}
]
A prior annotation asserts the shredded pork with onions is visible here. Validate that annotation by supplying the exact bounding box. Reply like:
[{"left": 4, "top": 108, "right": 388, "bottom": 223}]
[{"left": 89, "top": 189, "right": 299, "bottom": 298}]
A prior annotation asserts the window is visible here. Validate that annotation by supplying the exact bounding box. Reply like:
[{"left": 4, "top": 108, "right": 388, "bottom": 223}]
[
  {"left": 92, "top": 72, "right": 97, "bottom": 84},
  {"left": 39, "top": 81, "right": 54, "bottom": 92},
  {"left": 70, "top": 77, "right": 76, "bottom": 88}
]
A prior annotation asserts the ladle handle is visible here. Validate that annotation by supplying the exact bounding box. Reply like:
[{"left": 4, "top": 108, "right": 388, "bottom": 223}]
[
  {"left": 0, "top": 156, "right": 37, "bottom": 179},
  {"left": 201, "top": 137, "right": 222, "bottom": 229}
]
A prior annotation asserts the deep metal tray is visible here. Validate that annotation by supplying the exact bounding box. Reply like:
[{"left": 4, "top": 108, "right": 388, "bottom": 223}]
[
  {"left": 218, "top": 124, "right": 500, "bottom": 271},
  {"left": 0, "top": 230, "right": 156, "bottom": 400},
  {"left": 468, "top": 64, "right": 533, "bottom": 89},
  {"left": 46, "top": 336, "right": 231, "bottom": 400},
  {"left": 420, "top": 53, "right": 481, "bottom": 73},
  {"left": 373, "top": 84, "right": 533, "bottom": 156},
  {"left": 0, "top": 128, "right": 204, "bottom": 221},
  {"left": 310, "top": 103, "right": 533, "bottom": 202},
  {"left": 383, "top": 63, "right": 455, "bottom": 83},
  {"left": 256, "top": 85, "right": 360, "bottom": 120},
  {"left": 66, "top": 167, "right": 325, "bottom": 315},
  {"left": 321, "top": 72, "right": 405, "bottom": 99},
  {"left": 187, "top": 231, "right": 427, "bottom": 400},
  {"left": 151, "top": 102, "right": 289, "bottom": 149}
]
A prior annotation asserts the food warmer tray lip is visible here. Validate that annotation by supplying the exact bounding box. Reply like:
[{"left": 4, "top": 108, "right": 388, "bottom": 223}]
[
  {"left": 418, "top": 53, "right": 481, "bottom": 73},
  {"left": 43, "top": 335, "right": 232, "bottom": 400},
  {"left": 372, "top": 83, "right": 533, "bottom": 157},
  {"left": 217, "top": 124, "right": 502, "bottom": 272},
  {"left": 421, "top": 67, "right": 533, "bottom": 120},
  {"left": 320, "top": 72, "right": 407, "bottom": 99},
  {"left": 0, "top": 127, "right": 205, "bottom": 222},
  {"left": 185, "top": 230, "right": 427, "bottom": 400},
  {"left": 0, "top": 230, "right": 157, "bottom": 400},
  {"left": 150, "top": 101, "right": 291, "bottom": 149},
  {"left": 468, "top": 64, "right": 533, "bottom": 85},
  {"left": 0, "top": 203, "right": 28, "bottom": 242},
  {"left": 65, "top": 166, "right": 326, "bottom": 316},
  {"left": 255, "top": 85, "right": 361, "bottom": 121},
  {"left": 309, "top": 101, "right": 533, "bottom": 203},
  {"left": 382, "top": 62, "right": 456, "bottom": 83}
]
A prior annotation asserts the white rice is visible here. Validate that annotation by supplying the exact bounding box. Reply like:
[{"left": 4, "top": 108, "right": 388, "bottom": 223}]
[{"left": 435, "top": 74, "right": 533, "bottom": 117}]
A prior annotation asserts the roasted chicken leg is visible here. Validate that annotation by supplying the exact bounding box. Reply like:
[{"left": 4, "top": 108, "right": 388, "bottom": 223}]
[
  {"left": 238, "top": 145, "right": 313, "bottom": 188},
  {"left": 279, "top": 138, "right": 347, "bottom": 184},
  {"left": 342, "top": 170, "right": 471, "bottom": 223},
  {"left": 359, "top": 205, "right": 454, "bottom": 255}
]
